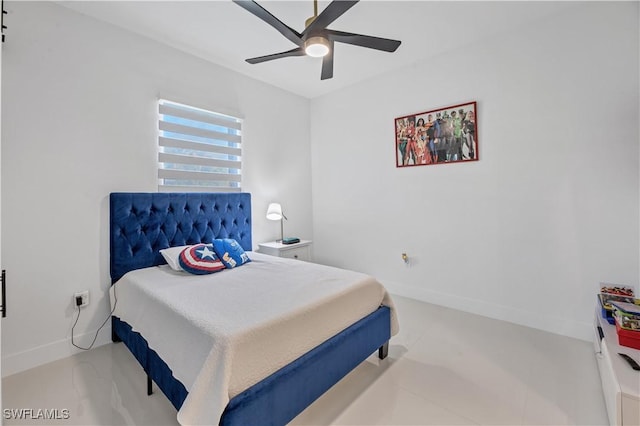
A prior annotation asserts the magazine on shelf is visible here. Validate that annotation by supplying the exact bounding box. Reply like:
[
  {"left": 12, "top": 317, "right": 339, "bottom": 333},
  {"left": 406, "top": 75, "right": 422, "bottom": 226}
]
[
  {"left": 599, "top": 282, "right": 636, "bottom": 311},
  {"left": 611, "top": 301, "right": 640, "bottom": 316},
  {"left": 611, "top": 301, "right": 640, "bottom": 331},
  {"left": 600, "top": 282, "right": 635, "bottom": 297}
]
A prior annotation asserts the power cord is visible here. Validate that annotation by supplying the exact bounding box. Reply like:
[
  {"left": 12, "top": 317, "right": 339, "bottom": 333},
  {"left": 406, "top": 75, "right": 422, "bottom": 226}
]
[{"left": 71, "top": 286, "right": 118, "bottom": 351}]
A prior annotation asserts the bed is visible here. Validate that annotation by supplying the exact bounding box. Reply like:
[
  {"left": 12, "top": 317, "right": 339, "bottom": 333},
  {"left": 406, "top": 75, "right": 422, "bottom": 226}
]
[{"left": 109, "top": 192, "right": 397, "bottom": 425}]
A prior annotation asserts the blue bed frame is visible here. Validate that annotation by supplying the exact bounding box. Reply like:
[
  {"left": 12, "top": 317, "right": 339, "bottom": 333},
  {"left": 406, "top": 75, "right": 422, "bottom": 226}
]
[{"left": 110, "top": 192, "right": 391, "bottom": 425}]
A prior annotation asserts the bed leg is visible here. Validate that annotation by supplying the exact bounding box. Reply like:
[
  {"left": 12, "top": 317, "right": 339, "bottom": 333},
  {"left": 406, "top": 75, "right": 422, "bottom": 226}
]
[
  {"left": 111, "top": 318, "right": 121, "bottom": 343},
  {"left": 378, "top": 342, "right": 389, "bottom": 359},
  {"left": 147, "top": 375, "right": 153, "bottom": 395}
]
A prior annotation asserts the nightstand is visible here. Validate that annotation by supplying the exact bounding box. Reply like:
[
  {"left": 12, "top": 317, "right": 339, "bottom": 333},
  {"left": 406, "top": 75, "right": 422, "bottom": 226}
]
[{"left": 258, "top": 240, "right": 312, "bottom": 261}]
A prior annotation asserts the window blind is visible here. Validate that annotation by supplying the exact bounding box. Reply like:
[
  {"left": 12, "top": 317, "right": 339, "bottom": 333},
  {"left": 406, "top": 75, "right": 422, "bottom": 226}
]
[{"left": 158, "top": 99, "right": 242, "bottom": 192}]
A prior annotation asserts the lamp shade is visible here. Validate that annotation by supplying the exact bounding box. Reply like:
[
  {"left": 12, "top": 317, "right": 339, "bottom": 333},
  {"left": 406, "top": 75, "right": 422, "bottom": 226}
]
[{"left": 266, "top": 203, "right": 283, "bottom": 220}]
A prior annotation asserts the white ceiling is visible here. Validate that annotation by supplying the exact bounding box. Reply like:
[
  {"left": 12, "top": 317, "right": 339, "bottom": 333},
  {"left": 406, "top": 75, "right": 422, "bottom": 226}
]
[{"left": 59, "top": 1, "right": 579, "bottom": 99}]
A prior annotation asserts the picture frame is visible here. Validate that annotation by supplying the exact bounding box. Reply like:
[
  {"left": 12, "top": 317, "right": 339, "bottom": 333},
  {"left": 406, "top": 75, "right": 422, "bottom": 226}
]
[{"left": 395, "top": 101, "right": 478, "bottom": 167}]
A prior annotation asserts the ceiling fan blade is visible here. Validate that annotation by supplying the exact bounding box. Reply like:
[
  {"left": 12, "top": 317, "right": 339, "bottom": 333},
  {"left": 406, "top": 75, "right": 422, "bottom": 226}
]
[
  {"left": 320, "top": 40, "right": 335, "bottom": 80},
  {"left": 246, "top": 47, "right": 306, "bottom": 64},
  {"left": 303, "top": 1, "right": 359, "bottom": 36},
  {"left": 233, "top": 0, "right": 303, "bottom": 46},
  {"left": 327, "top": 30, "right": 401, "bottom": 52}
]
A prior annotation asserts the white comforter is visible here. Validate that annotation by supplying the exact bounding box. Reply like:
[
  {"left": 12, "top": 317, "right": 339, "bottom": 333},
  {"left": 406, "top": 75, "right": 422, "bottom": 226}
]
[{"left": 110, "top": 252, "right": 398, "bottom": 425}]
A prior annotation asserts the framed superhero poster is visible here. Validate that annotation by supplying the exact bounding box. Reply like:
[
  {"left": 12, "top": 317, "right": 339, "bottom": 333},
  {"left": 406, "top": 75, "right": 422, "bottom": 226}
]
[{"left": 395, "top": 101, "right": 478, "bottom": 167}]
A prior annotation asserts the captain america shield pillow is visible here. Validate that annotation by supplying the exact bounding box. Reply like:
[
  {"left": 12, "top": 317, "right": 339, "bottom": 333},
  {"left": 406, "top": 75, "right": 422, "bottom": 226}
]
[{"left": 178, "top": 244, "right": 226, "bottom": 275}]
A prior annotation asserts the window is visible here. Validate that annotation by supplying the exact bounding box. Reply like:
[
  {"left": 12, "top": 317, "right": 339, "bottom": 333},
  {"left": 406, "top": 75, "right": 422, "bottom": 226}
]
[{"left": 158, "top": 99, "right": 242, "bottom": 192}]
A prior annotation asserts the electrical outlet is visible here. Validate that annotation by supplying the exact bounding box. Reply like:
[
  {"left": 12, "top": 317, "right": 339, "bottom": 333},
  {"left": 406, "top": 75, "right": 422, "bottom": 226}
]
[{"left": 74, "top": 290, "right": 89, "bottom": 308}]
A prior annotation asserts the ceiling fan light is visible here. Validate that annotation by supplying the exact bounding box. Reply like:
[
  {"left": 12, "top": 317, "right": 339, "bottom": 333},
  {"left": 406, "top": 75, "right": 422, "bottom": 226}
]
[{"left": 304, "top": 36, "right": 330, "bottom": 57}]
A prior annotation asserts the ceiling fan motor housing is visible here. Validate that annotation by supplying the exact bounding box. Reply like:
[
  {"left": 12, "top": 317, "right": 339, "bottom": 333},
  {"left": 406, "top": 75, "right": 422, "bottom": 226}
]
[{"left": 304, "top": 36, "right": 330, "bottom": 57}]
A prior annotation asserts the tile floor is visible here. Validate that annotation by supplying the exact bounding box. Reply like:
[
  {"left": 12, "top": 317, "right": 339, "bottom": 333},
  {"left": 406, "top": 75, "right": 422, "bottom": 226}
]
[{"left": 2, "top": 295, "right": 608, "bottom": 425}]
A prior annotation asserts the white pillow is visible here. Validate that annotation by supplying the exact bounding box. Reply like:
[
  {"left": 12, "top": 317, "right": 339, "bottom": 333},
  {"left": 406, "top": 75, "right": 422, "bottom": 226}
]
[{"left": 159, "top": 245, "right": 191, "bottom": 271}]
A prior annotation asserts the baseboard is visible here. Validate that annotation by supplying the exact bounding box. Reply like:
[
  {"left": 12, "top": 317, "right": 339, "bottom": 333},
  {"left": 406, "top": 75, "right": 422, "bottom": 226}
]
[
  {"left": 2, "top": 325, "right": 113, "bottom": 378},
  {"left": 383, "top": 280, "right": 592, "bottom": 342}
]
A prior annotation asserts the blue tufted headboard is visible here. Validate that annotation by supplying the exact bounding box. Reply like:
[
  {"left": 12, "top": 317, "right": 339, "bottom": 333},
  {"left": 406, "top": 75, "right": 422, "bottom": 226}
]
[{"left": 110, "top": 192, "right": 252, "bottom": 283}]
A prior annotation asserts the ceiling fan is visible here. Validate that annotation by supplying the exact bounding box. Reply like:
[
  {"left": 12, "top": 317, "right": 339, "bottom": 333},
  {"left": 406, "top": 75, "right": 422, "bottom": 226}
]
[{"left": 233, "top": 0, "right": 402, "bottom": 80}]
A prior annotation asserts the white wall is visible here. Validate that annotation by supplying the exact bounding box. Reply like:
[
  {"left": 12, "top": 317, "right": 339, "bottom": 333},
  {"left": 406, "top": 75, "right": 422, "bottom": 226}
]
[
  {"left": 310, "top": 2, "right": 639, "bottom": 341},
  {"left": 1, "top": 1, "right": 312, "bottom": 375}
]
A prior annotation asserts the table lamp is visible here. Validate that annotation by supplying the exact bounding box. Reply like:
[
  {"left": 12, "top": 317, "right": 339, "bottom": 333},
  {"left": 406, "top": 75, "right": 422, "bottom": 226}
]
[{"left": 266, "top": 203, "right": 287, "bottom": 242}]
